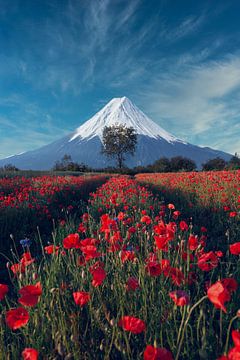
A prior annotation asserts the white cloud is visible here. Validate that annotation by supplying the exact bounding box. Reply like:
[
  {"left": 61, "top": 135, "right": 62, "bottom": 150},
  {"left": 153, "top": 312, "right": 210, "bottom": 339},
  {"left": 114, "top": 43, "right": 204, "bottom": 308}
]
[{"left": 136, "top": 54, "right": 240, "bottom": 155}]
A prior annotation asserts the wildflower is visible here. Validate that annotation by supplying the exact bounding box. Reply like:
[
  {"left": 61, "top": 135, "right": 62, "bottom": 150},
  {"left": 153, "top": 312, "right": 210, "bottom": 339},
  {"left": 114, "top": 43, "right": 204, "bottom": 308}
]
[
  {"left": 197, "top": 251, "right": 219, "bottom": 271},
  {"left": 179, "top": 221, "right": 189, "bottom": 231},
  {"left": 154, "top": 235, "right": 169, "bottom": 251},
  {"left": 230, "top": 242, "right": 240, "bottom": 255},
  {"left": 169, "top": 290, "right": 190, "bottom": 306},
  {"left": 168, "top": 267, "right": 185, "bottom": 286},
  {"left": 81, "top": 245, "right": 101, "bottom": 261},
  {"left": 207, "top": 278, "right": 238, "bottom": 312},
  {"left": 22, "top": 348, "right": 39, "bottom": 360},
  {"left": 63, "top": 233, "right": 80, "bottom": 249},
  {"left": 6, "top": 307, "right": 29, "bottom": 330},
  {"left": 21, "top": 252, "right": 35, "bottom": 266},
  {"left": 126, "top": 277, "right": 140, "bottom": 291},
  {"left": 0, "top": 284, "right": 8, "bottom": 300},
  {"left": 141, "top": 215, "right": 152, "bottom": 225},
  {"left": 144, "top": 345, "right": 173, "bottom": 360},
  {"left": 18, "top": 282, "right": 42, "bottom": 307},
  {"left": 188, "top": 234, "right": 199, "bottom": 251},
  {"left": 146, "top": 261, "right": 162, "bottom": 277},
  {"left": 20, "top": 238, "right": 32, "bottom": 248},
  {"left": 90, "top": 267, "right": 106, "bottom": 287},
  {"left": 232, "top": 329, "right": 240, "bottom": 348},
  {"left": 118, "top": 316, "right": 146, "bottom": 334},
  {"left": 44, "top": 245, "right": 60, "bottom": 254},
  {"left": 73, "top": 291, "right": 90, "bottom": 307},
  {"left": 120, "top": 250, "right": 136, "bottom": 263}
]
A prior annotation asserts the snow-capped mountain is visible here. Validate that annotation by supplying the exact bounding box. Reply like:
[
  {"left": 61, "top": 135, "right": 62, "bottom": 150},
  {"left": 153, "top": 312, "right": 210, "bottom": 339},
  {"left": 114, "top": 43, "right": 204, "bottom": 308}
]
[
  {"left": 0, "top": 97, "right": 232, "bottom": 170},
  {"left": 70, "top": 96, "right": 182, "bottom": 143}
]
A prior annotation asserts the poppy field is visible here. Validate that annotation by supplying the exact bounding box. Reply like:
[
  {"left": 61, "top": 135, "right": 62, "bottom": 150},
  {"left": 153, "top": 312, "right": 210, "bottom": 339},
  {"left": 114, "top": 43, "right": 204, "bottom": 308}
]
[
  {"left": 0, "top": 173, "right": 240, "bottom": 359},
  {"left": 0, "top": 174, "right": 107, "bottom": 258}
]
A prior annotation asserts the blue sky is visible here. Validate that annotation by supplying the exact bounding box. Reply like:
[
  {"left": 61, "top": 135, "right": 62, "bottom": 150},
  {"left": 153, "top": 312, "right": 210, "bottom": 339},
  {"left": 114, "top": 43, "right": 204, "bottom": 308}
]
[{"left": 0, "top": 0, "right": 240, "bottom": 158}]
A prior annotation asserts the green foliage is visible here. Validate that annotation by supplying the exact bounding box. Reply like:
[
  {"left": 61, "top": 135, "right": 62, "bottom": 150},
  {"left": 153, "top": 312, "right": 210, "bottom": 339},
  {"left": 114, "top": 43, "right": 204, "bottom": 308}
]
[
  {"left": 169, "top": 156, "right": 197, "bottom": 172},
  {"left": 133, "top": 156, "right": 196, "bottom": 173},
  {"left": 101, "top": 124, "right": 137, "bottom": 169},
  {"left": 150, "top": 157, "right": 171, "bottom": 172},
  {"left": 52, "top": 154, "right": 90, "bottom": 172},
  {"left": 0, "top": 163, "right": 19, "bottom": 172},
  {"left": 227, "top": 153, "right": 240, "bottom": 170},
  {"left": 202, "top": 157, "right": 227, "bottom": 171}
]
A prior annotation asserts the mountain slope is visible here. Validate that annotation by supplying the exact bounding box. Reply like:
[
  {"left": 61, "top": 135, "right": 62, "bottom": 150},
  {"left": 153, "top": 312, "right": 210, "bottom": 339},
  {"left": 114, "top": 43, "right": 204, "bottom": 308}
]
[{"left": 0, "top": 97, "right": 232, "bottom": 170}]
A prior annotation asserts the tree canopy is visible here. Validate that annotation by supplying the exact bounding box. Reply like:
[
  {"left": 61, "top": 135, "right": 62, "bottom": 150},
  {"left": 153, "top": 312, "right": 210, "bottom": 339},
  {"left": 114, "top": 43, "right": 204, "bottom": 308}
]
[
  {"left": 101, "top": 124, "right": 137, "bottom": 169},
  {"left": 202, "top": 157, "right": 227, "bottom": 171}
]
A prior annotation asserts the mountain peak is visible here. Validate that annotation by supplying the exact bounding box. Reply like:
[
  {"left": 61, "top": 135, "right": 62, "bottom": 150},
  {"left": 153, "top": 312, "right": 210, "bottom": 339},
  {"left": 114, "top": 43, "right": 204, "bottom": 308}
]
[{"left": 70, "top": 97, "right": 183, "bottom": 143}]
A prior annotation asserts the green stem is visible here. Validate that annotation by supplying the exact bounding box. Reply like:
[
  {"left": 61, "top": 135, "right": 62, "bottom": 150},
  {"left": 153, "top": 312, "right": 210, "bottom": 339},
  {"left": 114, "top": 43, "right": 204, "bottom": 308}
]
[
  {"left": 224, "top": 314, "right": 239, "bottom": 355},
  {"left": 175, "top": 295, "right": 207, "bottom": 360}
]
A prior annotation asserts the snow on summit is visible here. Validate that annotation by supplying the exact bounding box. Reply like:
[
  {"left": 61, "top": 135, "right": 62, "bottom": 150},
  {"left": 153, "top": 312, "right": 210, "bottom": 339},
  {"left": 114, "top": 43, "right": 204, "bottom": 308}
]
[{"left": 70, "top": 97, "right": 184, "bottom": 143}]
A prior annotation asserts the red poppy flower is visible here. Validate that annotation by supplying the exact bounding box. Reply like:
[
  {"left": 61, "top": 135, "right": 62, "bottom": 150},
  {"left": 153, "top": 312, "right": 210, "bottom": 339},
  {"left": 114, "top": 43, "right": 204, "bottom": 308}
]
[
  {"left": 6, "top": 307, "right": 29, "bottom": 330},
  {"left": 154, "top": 235, "right": 169, "bottom": 251},
  {"left": 144, "top": 345, "right": 173, "bottom": 360},
  {"left": 126, "top": 277, "right": 140, "bottom": 291},
  {"left": 81, "top": 245, "right": 101, "bottom": 261},
  {"left": 173, "top": 210, "right": 181, "bottom": 218},
  {"left": 180, "top": 221, "right": 188, "bottom": 231},
  {"left": 21, "top": 252, "right": 35, "bottom": 266},
  {"left": 11, "top": 262, "right": 26, "bottom": 275},
  {"left": 228, "top": 346, "right": 240, "bottom": 359},
  {"left": 232, "top": 329, "right": 240, "bottom": 348},
  {"left": 118, "top": 316, "right": 146, "bottom": 334},
  {"left": 197, "top": 251, "right": 219, "bottom": 271},
  {"left": 90, "top": 267, "right": 106, "bottom": 287},
  {"left": 78, "top": 222, "right": 86, "bottom": 233},
  {"left": 18, "top": 282, "right": 42, "bottom": 307},
  {"left": 168, "top": 204, "right": 175, "bottom": 210},
  {"left": 0, "top": 284, "right": 8, "bottom": 300},
  {"left": 22, "top": 348, "right": 39, "bottom": 360},
  {"left": 121, "top": 250, "right": 136, "bottom": 263},
  {"left": 207, "top": 278, "right": 237, "bottom": 313},
  {"left": 73, "top": 291, "right": 90, "bottom": 307},
  {"left": 154, "top": 221, "right": 175, "bottom": 241},
  {"left": 188, "top": 234, "right": 199, "bottom": 251},
  {"left": 169, "top": 290, "right": 190, "bottom": 306},
  {"left": 168, "top": 267, "right": 185, "bottom": 286},
  {"left": 221, "top": 278, "right": 238, "bottom": 293},
  {"left": 141, "top": 215, "right": 152, "bottom": 225},
  {"left": 63, "top": 233, "right": 80, "bottom": 249},
  {"left": 80, "top": 238, "right": 100, "bottom": 247},
  {"left": 146, "top": 261, "right": 162, "bottom": 277},
  {"left": 44, "top": 245, "right": 60, "bottom": 254},
  {"left": 230, "top": 242, "right": 240, "bottom": 255}
]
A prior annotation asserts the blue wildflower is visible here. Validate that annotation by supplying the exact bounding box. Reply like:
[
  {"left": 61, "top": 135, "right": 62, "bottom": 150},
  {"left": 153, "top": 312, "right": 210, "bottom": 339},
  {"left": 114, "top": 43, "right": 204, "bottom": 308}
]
[{"left": 20, "top": 238, "right": 32, "bottom": 247}]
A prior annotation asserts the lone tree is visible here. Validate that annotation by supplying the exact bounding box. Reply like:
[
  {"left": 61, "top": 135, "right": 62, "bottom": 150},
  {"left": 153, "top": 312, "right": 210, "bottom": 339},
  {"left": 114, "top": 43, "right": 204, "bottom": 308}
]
[{"left": 101, "top": 124, "right": 137, "bottom": 169}]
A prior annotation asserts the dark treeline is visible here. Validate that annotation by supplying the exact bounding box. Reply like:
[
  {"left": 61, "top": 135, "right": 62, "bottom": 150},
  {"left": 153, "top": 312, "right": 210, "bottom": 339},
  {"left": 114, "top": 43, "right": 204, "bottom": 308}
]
[{"left": 1, "top": 153, "right": 240, "bottom": 174}]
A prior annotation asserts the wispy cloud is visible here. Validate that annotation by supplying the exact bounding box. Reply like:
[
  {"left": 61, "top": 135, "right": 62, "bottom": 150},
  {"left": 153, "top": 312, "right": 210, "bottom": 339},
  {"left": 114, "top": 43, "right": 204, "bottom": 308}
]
[
  {"left": 0, "top": 0, "right": 239, "bottom": 158},
  {"left": 138, "top": 54, "right": 240, "bottom": 153},
  {"left": 161, "top": 14, "right": 206, "bottom": 41},
  {"left": 0, "top": 94, "right": 72, "bottom": 158}
]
